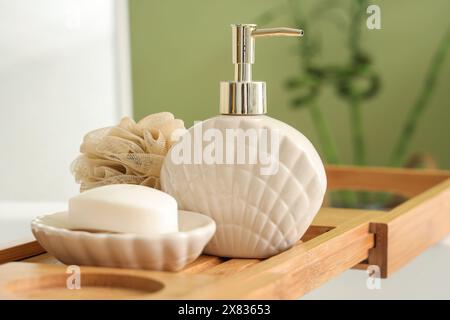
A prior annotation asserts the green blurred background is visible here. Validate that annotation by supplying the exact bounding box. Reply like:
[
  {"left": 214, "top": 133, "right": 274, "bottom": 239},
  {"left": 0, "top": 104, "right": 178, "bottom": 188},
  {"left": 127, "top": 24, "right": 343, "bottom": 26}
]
[{"left": 129, "top": 0, "right": 450, "bottom": 168}]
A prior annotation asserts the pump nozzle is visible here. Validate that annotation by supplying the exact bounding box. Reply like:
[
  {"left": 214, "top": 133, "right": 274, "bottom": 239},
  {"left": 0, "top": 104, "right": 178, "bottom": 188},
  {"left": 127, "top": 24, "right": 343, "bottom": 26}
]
[
  {"left": 221, "top": 24, "right": 303, "bottom": 115},
  {"left": 252, "top": 27, "right": 304, "bottom": 38},
  {"left": 232, "top": 25, "right": 303, "bottom": 82}
]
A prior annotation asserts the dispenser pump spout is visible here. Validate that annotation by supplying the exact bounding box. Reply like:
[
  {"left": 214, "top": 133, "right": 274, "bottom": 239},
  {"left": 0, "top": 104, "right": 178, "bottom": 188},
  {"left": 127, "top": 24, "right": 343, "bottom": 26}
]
[
  {"left": 231, "top": 24, "right": 304, "bottom": 82},
  {"left": 220, "top": 24, "right": 303, "bottom": 115}
]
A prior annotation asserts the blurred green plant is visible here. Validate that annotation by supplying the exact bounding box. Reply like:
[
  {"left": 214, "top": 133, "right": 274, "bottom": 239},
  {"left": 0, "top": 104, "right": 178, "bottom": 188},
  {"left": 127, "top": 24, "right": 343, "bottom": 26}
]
[
  {"left": 389, "top": 27, "right": 450, "bottom": 167},
  {"left": 257, "top": 0, "right": 450, "bottom": 208}
]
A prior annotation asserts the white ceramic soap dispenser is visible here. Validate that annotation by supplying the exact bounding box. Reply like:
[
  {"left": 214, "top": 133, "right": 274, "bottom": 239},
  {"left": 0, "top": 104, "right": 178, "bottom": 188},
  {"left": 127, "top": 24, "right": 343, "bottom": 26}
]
[{"left": 161, "top": 24, "right": 327, "bottom": 258}]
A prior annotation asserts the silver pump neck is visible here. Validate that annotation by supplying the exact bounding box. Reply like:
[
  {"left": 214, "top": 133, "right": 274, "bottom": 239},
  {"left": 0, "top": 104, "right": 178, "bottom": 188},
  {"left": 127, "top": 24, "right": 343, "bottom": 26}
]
[{"left": 220, "top": 24, "right": 303, "bottom": 115}]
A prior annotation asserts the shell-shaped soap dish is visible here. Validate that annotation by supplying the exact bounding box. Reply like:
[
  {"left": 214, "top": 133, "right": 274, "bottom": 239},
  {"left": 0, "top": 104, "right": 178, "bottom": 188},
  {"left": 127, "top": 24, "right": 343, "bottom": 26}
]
[{"left": 31, "top": 210, "right": 216, "bottom": 271}]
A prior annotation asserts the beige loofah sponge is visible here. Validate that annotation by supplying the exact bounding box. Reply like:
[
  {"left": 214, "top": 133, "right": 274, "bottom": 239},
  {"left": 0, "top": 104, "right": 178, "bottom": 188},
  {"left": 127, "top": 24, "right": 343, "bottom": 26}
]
[{"left": 71, "top": 112, "right": 185, "bottom": 192}]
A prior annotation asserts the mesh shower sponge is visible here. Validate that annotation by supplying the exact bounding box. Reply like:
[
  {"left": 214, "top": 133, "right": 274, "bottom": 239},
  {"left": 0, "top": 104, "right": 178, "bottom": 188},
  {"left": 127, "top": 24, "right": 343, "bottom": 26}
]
[{"left": 71, "top": 112, "right": 185, "bottom": 192}]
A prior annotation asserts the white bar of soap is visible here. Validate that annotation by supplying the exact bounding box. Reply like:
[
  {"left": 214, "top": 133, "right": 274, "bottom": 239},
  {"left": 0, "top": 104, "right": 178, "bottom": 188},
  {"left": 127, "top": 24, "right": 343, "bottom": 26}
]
[{"left": 68, "top": 184, "right": 178, "bottom": 235}]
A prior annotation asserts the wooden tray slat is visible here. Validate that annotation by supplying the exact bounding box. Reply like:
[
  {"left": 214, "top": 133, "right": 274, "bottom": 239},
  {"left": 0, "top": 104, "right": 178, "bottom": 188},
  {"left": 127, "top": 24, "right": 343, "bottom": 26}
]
[
  {"left": 180, "top": 255, "right": 226, "bottom": 274},
  {"left": 204, "top": 259, "right": 259, "bottom": 276}
]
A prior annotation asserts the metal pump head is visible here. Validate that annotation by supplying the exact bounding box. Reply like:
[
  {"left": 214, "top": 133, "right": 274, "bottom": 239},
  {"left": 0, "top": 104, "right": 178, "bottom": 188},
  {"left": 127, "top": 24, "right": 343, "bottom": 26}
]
[{"left": 220, "top": 24, "right": 304, "bottom": 115}]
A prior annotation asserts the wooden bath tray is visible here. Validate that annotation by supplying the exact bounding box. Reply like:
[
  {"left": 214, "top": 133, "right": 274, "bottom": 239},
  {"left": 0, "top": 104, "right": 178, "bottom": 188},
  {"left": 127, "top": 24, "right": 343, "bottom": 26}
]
[{"left": 1, "top": 165, "right": 450, "bottom": 299}]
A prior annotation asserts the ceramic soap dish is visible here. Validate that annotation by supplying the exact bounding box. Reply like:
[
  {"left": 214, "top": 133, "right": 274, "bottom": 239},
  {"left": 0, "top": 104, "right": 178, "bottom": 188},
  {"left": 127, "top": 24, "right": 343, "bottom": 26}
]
[{"left": 31, "top": 210, "right": 216, "bottom": 271}]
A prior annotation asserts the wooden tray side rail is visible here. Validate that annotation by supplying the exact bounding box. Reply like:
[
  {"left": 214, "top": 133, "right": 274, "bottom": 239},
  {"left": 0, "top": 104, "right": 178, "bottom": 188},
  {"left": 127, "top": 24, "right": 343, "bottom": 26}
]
[
  {"left": 326, "top": 165, "right": 450, "bottom": 198},
  {"left": 326, "top": 165, "right": 450, "bottom": 278}
]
